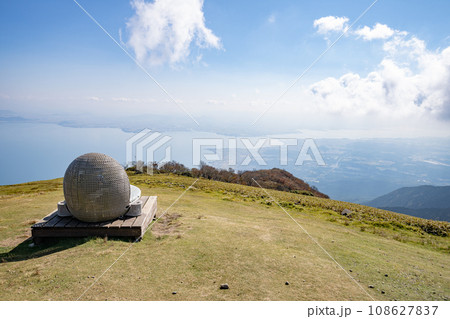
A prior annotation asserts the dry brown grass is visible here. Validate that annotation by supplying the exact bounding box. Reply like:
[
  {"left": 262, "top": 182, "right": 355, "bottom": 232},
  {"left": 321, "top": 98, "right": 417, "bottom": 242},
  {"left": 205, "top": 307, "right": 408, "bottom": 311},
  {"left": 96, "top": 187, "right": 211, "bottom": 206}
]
[{"left": 152, "top": 213, "right": 183, "bottom": 237}]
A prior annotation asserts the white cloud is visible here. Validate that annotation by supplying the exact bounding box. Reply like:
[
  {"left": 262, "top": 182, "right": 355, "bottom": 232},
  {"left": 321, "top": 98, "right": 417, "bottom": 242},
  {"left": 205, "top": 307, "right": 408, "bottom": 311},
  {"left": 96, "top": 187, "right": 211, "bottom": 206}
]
[
  {"left": 127, "top": 0, "right": 221, "bottom": 66},
  {"left": 310, "top": 17, "right": 450, "bottom": 122},
  {"left": 87, "top": 96, "right": 103, "bottom": 102},
  {"left": 112, "top": 97, "right": 151, "bottom": 103},
  {"left": 307, "top": 33, "right": 450, "bottom": 121},
  {"left": 313, "top": 17, "right": 403, "bottom": 42},
  {"left": 206, "top": 99, "right": 225, "bottom": 105},
  {"left": 313, "top": 16, "right": 349, "bottom": 34},
  {"left": 354, "top": 23, "right": 397, "bottom": 41},
  {"left": 268, "top": 14, "right": 276, "bottom": 24},
  {"left": 421, "top": 159, "right": 450, "bottom": 167},
  {"left": 112, "top": 97, "right": 134, "bottom": 102}
]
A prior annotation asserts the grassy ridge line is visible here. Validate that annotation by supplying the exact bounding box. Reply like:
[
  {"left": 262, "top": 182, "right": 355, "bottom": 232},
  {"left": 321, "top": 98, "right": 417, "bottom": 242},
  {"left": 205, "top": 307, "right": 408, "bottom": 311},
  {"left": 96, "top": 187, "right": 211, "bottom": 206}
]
[
  {"left": 1, "top": 175, "right": 448, "bottom": 241},
  {"left": 128, "top": 174, "right": 450, "bottom": 239},
  {"left": 0, "top": 179, "right": 62, "bottom": 196}
]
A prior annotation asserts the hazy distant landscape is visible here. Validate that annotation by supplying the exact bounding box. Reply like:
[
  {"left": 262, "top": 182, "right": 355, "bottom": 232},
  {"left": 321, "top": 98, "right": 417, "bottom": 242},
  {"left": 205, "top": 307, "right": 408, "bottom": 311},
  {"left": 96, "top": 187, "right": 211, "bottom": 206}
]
[{"left": 2, "top": 121, "right": 450, "bottom": 206}]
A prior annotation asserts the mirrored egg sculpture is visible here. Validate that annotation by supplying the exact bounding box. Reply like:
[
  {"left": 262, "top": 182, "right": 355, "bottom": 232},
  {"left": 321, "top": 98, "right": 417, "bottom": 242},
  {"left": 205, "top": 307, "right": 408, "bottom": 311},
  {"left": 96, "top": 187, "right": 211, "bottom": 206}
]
[{"left": 63, "top": 153, "right": 131, "bottom": 222}]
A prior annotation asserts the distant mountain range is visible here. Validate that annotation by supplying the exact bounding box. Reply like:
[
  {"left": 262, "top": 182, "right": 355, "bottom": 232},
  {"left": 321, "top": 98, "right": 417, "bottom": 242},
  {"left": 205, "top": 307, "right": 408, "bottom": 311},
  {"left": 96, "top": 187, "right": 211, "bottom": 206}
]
[{"left": 364, "top": 185, "right": 450, "bottom": 221}]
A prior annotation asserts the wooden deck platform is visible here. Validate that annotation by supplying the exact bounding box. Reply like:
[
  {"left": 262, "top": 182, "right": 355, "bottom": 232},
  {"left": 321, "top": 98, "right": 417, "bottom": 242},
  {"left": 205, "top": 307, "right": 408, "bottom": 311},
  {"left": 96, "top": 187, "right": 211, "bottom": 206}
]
[{"left": 31, "top": 196, "right": 157, "bottom": 242}]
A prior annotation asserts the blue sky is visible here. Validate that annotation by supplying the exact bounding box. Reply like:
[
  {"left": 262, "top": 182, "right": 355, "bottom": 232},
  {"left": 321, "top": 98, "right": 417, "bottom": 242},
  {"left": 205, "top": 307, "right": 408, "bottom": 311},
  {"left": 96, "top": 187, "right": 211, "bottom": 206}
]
[{"left": 1, "top": 0, "right": 450, "bottom": 137}]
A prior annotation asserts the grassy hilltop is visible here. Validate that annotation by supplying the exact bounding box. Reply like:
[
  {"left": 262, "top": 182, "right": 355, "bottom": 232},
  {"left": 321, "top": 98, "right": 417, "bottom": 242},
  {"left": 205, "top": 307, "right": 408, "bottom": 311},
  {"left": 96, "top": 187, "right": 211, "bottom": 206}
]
[{"left": 0, "top": 173, "right": 448, "bottom": 301}]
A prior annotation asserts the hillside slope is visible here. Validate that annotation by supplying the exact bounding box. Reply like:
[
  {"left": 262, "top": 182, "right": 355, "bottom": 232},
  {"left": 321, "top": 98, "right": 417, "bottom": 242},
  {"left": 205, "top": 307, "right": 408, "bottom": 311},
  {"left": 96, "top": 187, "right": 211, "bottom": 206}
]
[
  {"left": 0, "top": 175, "right": 448, "bottom": 301},
  {"left": 365, "top": 185, "right": 450, "bottom": 221},
  {"left": 149, "top": 163, "right": 329, "bottom": 198},
  {"left": 239, "top": 168, "right": 328, "bottom": 198}
]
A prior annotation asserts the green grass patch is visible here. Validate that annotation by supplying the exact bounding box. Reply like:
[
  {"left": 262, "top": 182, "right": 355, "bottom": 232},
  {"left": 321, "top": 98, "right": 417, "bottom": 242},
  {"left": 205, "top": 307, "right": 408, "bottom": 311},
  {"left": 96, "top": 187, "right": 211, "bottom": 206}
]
[{"left": 0, "top": 174, "right": 448, "bottom": 300}]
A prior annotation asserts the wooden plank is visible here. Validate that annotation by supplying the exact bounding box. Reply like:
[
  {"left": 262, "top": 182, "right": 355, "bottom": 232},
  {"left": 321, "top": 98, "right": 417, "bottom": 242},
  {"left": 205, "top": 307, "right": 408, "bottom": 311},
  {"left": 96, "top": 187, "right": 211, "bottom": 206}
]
[
  {"left": 105, "top": 196, "right": 149, "bottom": 228},
  {"left": 32, "top": 211, "right": 58, "bottom": 228},
  {"left": 147, "top": 196, "right": 158, "bottom": 219},
  {"left": 44, "top": 214, "right": 63, "bottom": 227},
  {"left": 32, "top": 226, "right": 141, "bottom": 238},
  {"left": 132, "top": 213, "right": 148, "bottom": 228},
  {"left": 89, "top": 222, "right": 102, "bottom": 228},
  {"left": 109, "top": 218, "right": 125, "bottom": 228},
  {"left": 139, "top": 215, "right": 153, "bottom": 238},
  {"left": 143, "top": 196, "right": 157, "bottom": 216},
  {"left": 137, "top": 196, "right": 149, "bottom": 207},
  {"left": 72, "top": 216, "right": 116, "bottom": 228},
  {"left": 54, "top": 217, "right": 73, "bottom": 227},
  {"left": 31, "top": 196, "right": 157, "bottom": 239},
  {"left": 65, "top": 218, "right": 80, "bottom": 228},
  {"left": 131, "top": 204, "right": 149, "bottom": 227},
  {"left": 135, "top": 197, "right": 157, "bottom": 237},
  {"left": 98, "top": 220, "right": 114, "bottom": 228},
  {"left": 132, "top": 197, "right": 157, "bottom": 227},
  {"left": 121, "top": 216, "right": 137, "bottom": 228},
  {"left": 89, "top": 217, "right": 119, "bottom": 228},
  {"left": 88, "top": 218, "right": 111, "bottom": 228},
  {"left": 76, "top": 220, "right": 94, "bottom": 228}
]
